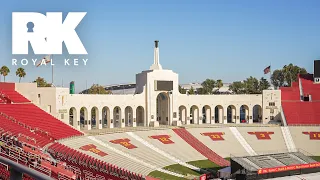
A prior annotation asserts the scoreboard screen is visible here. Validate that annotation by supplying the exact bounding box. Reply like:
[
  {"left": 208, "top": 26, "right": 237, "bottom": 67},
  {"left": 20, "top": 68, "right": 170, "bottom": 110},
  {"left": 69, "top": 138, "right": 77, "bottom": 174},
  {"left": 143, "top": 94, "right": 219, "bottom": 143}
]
[
  {"left": 314, "top": 60, "right": 320, "bottom": 78},
  {"left": 155, "top": 81, "right": 173, "bottom": 91}
]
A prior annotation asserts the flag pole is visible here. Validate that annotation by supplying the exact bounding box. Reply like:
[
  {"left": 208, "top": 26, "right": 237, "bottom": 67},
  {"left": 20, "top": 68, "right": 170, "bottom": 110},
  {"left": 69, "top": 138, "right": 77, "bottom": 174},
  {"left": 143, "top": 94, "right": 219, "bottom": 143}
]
[
  {"left": 52, "top": 54, "right": 54, "bottom": 86},
  {"left": 269, "top": 63, "right": 272, "bottom": 84}
]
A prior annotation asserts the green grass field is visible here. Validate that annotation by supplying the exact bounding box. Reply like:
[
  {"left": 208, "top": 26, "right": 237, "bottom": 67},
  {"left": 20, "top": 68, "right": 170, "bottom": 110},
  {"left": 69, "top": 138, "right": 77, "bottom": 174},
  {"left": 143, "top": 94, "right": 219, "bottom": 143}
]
[
  {"left": 310, "top": 156, "right": 320, "bottom": 162},
  {"left": 148, "top": 158, "right": 229, "bottom": 180},
  {"left": 148, "top": 156, "right": 320, "bottom": 179}
]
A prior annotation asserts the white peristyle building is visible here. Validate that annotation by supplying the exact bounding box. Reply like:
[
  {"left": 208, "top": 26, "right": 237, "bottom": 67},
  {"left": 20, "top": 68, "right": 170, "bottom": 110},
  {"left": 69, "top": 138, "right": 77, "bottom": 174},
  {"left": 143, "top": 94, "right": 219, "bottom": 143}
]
[{"left": 15, "top": 41, "right": 282, "bottom": 130}]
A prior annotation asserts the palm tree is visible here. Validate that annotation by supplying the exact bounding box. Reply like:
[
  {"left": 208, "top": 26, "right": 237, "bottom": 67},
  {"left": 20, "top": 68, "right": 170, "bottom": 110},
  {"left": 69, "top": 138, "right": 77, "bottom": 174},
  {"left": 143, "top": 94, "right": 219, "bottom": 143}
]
[
  {"left": 16, "top": 67, "right": 26, "bottom": 83},
  {"left": 216, "top": 79, "right": 223, "bottom": 88},
  {"left": 0, "top": 66, "right": 10, "bottom": 82}
]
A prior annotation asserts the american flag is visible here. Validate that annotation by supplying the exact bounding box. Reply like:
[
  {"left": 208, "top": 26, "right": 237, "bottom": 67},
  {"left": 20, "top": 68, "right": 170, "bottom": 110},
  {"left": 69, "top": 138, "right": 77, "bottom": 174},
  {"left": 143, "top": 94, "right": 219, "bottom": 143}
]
[{"left": 264, "top": 66, "right": 271, "bottom": 74}]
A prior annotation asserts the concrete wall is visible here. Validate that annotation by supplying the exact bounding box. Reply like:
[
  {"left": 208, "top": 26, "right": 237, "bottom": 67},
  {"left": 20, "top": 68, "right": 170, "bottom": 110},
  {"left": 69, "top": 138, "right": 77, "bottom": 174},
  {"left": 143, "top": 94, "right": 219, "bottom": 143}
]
[{"left": 13, "top": 67, "right": 281, "bottom": 130}]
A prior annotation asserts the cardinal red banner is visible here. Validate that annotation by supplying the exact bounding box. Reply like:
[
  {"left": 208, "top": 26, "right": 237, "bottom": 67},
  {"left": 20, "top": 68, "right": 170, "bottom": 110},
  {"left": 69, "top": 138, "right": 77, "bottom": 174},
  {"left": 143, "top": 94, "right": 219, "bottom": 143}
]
[
  {"left": 201, "top": 132, "right": 225, "bottom": 141},
  {"left": 303, "top": 132, "right": 320, "bottom": 140},
  {"left": 149, "top": 135, "right": 174, "bottom": 144},
  {"left": 248, "top": 132, "right": 274, "bottom": 140},
  {"left": 110, "top": 138, "right": 137, "bottom": 149},
  {"left": 257, "top": 162, "right": 320, "bottom": 174},
  {"left": 79, "top": 144, "right": 108, "bottom": 157}
]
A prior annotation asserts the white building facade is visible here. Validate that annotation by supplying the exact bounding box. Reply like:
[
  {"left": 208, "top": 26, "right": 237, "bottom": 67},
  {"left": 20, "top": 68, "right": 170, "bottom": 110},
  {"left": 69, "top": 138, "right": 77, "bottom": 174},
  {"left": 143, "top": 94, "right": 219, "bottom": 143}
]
[{"left": 15, "top": 41, "right": 282, "bottom": 130}]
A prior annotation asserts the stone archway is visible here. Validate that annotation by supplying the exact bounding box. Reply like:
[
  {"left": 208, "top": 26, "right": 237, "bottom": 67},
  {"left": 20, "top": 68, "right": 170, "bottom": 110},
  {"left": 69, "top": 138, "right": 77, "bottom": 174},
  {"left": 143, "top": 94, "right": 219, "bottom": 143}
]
[
  {"left": 113, "top": 106, "right": 122, "bottom": 128},
  {"left": 227, "top": 105, "right": 236, "bottom": 123},
  {"left": 80, "top": 107, "right": 88, "bottom": 127},
  {"left": 214, "top": 105, "right": 223, "bottom": 123},
  {"left": 202, "top": 105, "right": 211, "bottom": 124},
  {"left": 190, "top": 105, "right": 199, "bottom": 124},
  {"left": 253, "top": 105, "right": 262, "bottom": 123},
  {"left": 69, "top": 107, "right": 77, "bottom": 127},
  {"left": 102, "top": 106, "right": 110, "bottom": 128},
  {"left": 156, "top": 92, "right": 170, "bottom": 125},
  {"left": 240, "top": 105, "right": 249, "bottom": 123},
  {"left": 136, "top": 106, "right": 144, "bottom": 126},
  {"left": 91, "top": 107, "right": 99, "bottom": 129},
  {"left": 179, "top": 105, "right": 187, "bottom": 125},
  {"left": 125, "top": 106, "right": 133, "bottom": 127}
]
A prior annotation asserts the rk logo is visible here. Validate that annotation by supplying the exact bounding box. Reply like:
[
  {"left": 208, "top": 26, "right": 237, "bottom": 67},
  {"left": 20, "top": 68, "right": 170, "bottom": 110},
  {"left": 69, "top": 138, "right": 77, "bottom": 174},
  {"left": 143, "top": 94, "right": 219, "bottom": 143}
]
[{"left": 12, "top": 12, "right": 87, "bottom": 55}]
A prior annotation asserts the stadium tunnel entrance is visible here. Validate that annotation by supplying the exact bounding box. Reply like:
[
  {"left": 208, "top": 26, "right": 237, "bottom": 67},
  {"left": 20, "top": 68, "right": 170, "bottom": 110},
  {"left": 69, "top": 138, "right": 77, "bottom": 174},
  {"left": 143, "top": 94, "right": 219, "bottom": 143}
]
[{"left": 156, "top": 92, "right": 170, "bottom": 125}]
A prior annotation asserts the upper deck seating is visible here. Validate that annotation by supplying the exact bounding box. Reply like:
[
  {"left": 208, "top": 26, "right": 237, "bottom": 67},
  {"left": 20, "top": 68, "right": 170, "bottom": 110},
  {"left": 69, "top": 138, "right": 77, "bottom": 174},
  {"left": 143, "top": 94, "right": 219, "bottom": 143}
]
[
  {"left": 300, "top": 74, "right": 320, "bottom": 101},
  {"left": 0, "top": 90, "right": 31, "bottom": 103},
  {"left": 0, "top": 104, "right": 83, "bottom": 140},
  {"left": 282, "top": 101, "right": 320, "bottom": 125}
]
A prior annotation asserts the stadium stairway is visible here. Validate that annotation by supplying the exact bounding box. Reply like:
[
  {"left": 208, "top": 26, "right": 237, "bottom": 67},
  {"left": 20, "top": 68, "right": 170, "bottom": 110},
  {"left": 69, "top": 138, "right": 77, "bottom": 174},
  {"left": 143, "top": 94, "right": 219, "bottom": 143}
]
[
  {"left": 280, "top": 126, "right": 296, "bottom": 152},
  {"left": 229, "top": 127, "right": 256, "bottom": 156},
  {"left": 126, "top": 132, "right": 201, "bottom": 172},
  {"left": 172, "top": 128, "right": 230, "bottom": 166}
]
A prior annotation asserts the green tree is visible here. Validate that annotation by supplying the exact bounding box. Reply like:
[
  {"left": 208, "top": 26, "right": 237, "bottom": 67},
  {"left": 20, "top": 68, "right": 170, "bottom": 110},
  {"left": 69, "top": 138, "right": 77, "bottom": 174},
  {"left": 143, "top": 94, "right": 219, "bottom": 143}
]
[
  {"left": 259, "top": 77, "right": 270, "bottom": 93},
  {"left": 196, "top": 88, "right": 206, "bottom": 94},
  {"left": 88, "top": 84, "right": 111, "bottom": 94},
  {"left": 33, "top": 77, "right": 52, "bottom": 87},
  {"left": 188, "top": 86, "right": 195, "bottom": 95},
  {"left": 282, "top": 64, "right": 307, "bottom": 86},
  {"left": 16, "top": 67, "right": 26, "bottom": 83},
  {"left": 229, "top": 81, "right": 245, "bottom": 94},
  {"left": 201, "top": 79, "right": 215, "bottom": 94},
  {"left": 178, "top": 85, "right": 186, "bottom": 94},
  {"left": 0, "top": 66, "right": 10, "bottom": 82},
  {"left": 216, "top": 79, "right": 223, "bottom": 88},
  {"left": 271, "top": 69, "right": 285, "bottom": 88},
  {"left": 243, "top": 76, "right": 260, "bottom": 94}
]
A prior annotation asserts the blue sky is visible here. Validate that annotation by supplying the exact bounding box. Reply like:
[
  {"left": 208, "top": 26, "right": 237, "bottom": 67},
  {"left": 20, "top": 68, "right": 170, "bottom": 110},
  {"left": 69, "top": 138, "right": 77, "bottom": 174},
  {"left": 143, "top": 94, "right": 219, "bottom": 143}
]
[{"left": 0, "top": 0, "right": 319, "bottom": 91}]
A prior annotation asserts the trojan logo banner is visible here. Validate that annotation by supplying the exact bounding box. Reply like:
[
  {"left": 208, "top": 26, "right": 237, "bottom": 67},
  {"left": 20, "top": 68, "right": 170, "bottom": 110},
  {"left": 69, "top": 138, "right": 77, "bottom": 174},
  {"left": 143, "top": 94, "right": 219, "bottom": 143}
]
[
  {"left": 258, "top": 162, "right": 320, "bottom": 174},
  {"left": 79, "top": 144, "right": 108, "bottom": 157},
  {"left": 149, "top": 135, "right": 174, "bottom": 144},
  {"left": 303, "top": 132, "right": 320, "bottom": 140},
  {"left": 110, "top": 138, "right": 137, "bottom": 149},
  {"left": 201, "top": 132, "right": 225, "bottom": 141},
  {"left": 248, "top": 132, "right": 274, "bottom": 140}
]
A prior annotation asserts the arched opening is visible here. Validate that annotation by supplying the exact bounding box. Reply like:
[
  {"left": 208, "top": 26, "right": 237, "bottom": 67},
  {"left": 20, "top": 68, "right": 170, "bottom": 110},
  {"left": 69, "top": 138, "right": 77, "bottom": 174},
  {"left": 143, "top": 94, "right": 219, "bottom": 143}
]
[
  {"left": 156, "top": 92, "right": 170, "bottom": 125},
  {"left": 253, "top": 105, "right": 262, "bottom": 123},
  {"left": 80, "top": 107, "right": 88, "bottom": 127},
  {"left": 113, "top": 106, "right": 122, "bottom": 128},
  {"left": 240, "top": 105, "right": 249, "bottom": 123},
  {"left": 202, "top": 105, "right": 211, "bottom": 124},
  {"left": 136, "top": 106, "right": 144, "bottom": 126},
  {"left": 190, "top": 105, "right": 199, "bottom": 124},
  {"left": 69, "top": 107, "right": 77, "bottom": 127},
  {"left": 227, "top": 105, "right": 236, "bottom": 123},
  {"left": 91, "top": 107, "right": 99, "bottom": 129},
  {"left": 125, "top": 106, "right": 133, "bottom": 127},
  {"left": 102, "top": 106, "right": 110, "bottom": 128},
  {"left": 179, "top": 106, "right": 187, "bottom": 125},
  {"left": 214, "top": 105, "right": 223, "bottom": 123}
]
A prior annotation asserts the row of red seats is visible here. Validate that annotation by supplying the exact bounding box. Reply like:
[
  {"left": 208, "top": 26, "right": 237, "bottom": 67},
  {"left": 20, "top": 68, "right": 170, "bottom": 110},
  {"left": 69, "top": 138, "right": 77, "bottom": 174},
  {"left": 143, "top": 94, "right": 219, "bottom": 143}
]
[
  {"left": 48, "top": 143, "right": 143, "bottom": 180},
  {"left": 280, "top": 87, "right": 301, "bottom": 101},
  {"left": 173, "top": 128, "right": 230, "bottom": 167},
  {"left": 0, "top": 90, "right": 30, "bottom": 103},
  {"left": 0, "top": 115, "right": 53, "bottom": 147},
  {"left": 0, "top": 163, "right": 10, "bottom": 180},
  {"left": 282, "top": 101, "right": 320, "bottom": 125},
  {"left": 0, "top": 135, "right": 76, "bottom": 180},
  {"left": 0, "top": 104, "right": 83, "bottom": 140}
]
